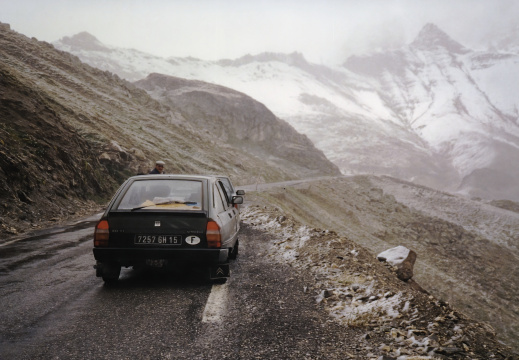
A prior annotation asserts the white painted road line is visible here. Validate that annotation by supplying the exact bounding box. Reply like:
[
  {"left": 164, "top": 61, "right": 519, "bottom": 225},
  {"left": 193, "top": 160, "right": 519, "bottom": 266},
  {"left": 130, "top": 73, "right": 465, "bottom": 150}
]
[{"left": 202, "top": 282, "right": 229, "bottom": 323}]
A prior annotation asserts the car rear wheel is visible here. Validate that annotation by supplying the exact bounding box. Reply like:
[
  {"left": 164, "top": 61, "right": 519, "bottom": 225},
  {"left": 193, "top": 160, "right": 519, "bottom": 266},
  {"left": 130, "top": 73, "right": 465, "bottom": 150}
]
[
  {"left": 229, "top": 239, "right": 239, "bottom": 260},
  {"left": 97, "top": 261, "right": 121, "bottom": 283}
]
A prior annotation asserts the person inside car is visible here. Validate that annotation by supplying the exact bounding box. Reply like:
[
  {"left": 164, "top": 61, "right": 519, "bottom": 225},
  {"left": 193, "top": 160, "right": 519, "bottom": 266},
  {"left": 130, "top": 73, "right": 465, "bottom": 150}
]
[{"left": 149, "top": 160, "right": 165, "bottom": 174}]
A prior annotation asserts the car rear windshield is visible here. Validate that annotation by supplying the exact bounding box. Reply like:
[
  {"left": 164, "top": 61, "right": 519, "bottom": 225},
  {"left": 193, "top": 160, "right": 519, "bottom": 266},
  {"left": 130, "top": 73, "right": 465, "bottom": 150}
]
[{"left": 116, "top": 179, "right": 203, "bottom": 211}]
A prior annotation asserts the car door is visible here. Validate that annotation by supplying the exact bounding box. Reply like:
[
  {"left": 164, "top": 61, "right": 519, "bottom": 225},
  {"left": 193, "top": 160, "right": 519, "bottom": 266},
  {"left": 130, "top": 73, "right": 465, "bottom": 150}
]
[
  {"left": 219, "top": 179, "right": 241, "bottom": 234},
  {"left": 214, "top": 181, "right": 238, "bottom": 248}
]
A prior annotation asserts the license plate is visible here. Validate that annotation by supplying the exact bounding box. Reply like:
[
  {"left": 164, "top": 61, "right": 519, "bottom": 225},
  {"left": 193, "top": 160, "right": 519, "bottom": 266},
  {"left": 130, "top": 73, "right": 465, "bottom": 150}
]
[{"left": 134, "top": 235, "right": 182, "bottom": 245}]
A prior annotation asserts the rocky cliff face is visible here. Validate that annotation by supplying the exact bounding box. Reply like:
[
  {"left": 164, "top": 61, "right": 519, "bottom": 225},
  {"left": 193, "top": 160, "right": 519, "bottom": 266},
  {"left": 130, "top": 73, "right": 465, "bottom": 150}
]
[
  {"left": 134, "top": 73, "right": 340, "bottom": 178},
  {"left": 0, "top": 23, "right": 338, "bottom": 236}
]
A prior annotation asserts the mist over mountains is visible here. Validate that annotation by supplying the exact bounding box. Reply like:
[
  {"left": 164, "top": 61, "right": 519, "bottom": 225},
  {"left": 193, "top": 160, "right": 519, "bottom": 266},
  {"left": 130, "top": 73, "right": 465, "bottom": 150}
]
[{"left": 54, "top": 23, "right": 519, "bottom": 201}]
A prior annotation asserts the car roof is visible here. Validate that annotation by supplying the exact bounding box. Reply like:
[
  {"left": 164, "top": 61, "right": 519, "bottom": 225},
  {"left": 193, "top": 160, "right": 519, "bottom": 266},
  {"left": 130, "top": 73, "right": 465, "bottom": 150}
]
[
  {"left": 206, "top": 174, "right": 232, "bottom": 180},
  {"left": 129, "top": 174, "right": 219, "bottom": 181}
]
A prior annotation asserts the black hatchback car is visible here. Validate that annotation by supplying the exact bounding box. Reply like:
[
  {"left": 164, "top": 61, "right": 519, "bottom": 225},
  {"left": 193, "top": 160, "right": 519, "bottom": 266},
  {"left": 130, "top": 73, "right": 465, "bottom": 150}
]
[{"left": 93, "top": 174, "right": 244, "bottom": 283}]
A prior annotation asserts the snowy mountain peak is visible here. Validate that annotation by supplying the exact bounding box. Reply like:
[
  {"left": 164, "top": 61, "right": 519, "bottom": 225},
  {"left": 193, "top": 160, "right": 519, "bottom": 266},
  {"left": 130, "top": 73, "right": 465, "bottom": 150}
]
[
  {"left": 56, "top": 32, "right": 109, "bottom": 52},
  {"left": 411, "top": 23, "right": 467, "bottom": 53}
]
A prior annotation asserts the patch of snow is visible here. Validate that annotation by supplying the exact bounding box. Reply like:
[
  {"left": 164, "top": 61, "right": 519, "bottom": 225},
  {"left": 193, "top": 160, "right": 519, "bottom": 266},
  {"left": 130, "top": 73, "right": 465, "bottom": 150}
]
[
  {"left": 331, "top": 292, "right": 404, "bottom": 324},
  {"left": 377, "top": 246, "right": 410, "bottom": 266}
]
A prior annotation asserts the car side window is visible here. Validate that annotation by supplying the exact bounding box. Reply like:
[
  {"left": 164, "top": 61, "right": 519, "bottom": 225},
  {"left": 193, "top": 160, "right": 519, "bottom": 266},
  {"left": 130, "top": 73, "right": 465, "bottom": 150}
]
[
  {"left": 213, "top": 183, "right": 227, "bottom": 212},
  {"left": 217, "top": 180, "right": 231, "bottom": 205},
  {"left": 219, "top": 178, "right": 234, "bottom": 199}
]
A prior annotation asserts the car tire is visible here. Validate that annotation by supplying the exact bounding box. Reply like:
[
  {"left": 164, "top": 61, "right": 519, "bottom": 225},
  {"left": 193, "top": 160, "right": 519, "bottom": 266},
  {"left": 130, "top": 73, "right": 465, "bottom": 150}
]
[
  {"left": 229, "top": 239, "right": 239, "bottom": 260},
  {"left": 102, "top": 276, "right": 119, "bottom": 285},
  {"left": 98, "top": 262, "right": 121, "bottom": 283}
]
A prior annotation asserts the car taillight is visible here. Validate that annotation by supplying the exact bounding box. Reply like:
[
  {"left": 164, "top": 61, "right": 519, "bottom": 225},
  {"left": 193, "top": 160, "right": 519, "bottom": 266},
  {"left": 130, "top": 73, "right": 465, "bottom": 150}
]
[
  {"left": 206, "top": 220, "right": 221, "bottom": 248},
  {"left": 94, "top": 220, "right": 109, "bottom": 247}
]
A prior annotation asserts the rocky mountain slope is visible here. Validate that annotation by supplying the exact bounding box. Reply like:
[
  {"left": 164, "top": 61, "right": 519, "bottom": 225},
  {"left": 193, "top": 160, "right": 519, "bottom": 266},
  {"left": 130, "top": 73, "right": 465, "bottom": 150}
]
[
  {"left": 0, "top": 23, "right": 339, "bottom": 237},
  {"left": 54, "top": 24, "right": 519, "bottom": 201},
  {"left": 243, "top": 174, "right": 519, "bottom": 353},
  {"left": 133, "top": 73, "right": 338, "bottom": 178}
]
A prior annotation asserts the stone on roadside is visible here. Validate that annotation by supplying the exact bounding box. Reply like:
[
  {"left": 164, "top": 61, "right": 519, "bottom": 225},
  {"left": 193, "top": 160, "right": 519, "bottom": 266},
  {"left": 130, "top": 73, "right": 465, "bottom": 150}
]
[{"left": 377, "top": 246, "right": 417, "bottom": 281}]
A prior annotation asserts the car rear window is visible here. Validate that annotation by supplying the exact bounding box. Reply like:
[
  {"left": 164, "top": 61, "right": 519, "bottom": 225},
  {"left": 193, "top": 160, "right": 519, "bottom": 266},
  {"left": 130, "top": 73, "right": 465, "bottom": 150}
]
[{"left": 116, "top": 179, "right": 203, "bottom": 211}]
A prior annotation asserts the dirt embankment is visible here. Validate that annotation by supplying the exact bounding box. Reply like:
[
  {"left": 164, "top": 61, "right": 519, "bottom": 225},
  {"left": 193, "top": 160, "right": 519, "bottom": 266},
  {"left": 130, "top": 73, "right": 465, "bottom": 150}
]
[{"left": 0, "top": 85, "right": 116, "bottom": 236}]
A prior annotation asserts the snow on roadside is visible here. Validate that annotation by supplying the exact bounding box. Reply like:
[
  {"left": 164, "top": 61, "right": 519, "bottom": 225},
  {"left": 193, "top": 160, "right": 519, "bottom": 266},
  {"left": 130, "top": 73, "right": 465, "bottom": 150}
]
[{"left": 241, "top": 204, "right": 410, "bottom": 328}]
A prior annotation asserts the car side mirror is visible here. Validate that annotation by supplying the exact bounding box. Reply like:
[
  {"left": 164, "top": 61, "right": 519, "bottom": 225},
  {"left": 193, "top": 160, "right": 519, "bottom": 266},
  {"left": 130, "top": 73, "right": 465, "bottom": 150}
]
[
  {"left": 236, "top": 190, "right": 245, "bottom": 196},
  {"left": 232, "top": 196, "right": 244, "bottom": 204}
]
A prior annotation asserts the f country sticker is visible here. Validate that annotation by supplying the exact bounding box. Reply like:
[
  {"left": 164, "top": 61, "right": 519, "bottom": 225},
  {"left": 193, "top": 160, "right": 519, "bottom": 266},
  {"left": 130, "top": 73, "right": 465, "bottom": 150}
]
[{"left": 185, "top": 236, "right": 201, "bottom": 245}]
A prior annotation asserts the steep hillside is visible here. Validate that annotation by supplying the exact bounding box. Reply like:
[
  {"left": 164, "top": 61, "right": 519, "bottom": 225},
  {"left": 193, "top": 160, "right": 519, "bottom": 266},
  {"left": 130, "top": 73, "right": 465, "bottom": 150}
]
[
  {"left": 134, "top": 74, "right": 339, "bottom": 178},
  {"left": 0, "top": 23, "right": 338, "bottom": 237},
  {"left": 244, "top": 175, "right": 519, "bottom": 350},
  {"left": 54, "top": 24, "right": 519, "bottom": 201}
]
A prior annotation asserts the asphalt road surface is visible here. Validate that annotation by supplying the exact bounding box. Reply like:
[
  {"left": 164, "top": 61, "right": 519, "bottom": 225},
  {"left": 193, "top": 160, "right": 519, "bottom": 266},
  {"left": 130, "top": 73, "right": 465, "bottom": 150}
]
[{"left": 0, "top": 213, "right": 362, "bottom": 360}]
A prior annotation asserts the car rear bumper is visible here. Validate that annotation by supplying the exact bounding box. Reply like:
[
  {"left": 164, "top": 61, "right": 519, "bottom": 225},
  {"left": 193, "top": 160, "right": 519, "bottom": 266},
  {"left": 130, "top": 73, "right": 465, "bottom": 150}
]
[{"left": 93, "top": 247, "right": 229, "bottom": 265}]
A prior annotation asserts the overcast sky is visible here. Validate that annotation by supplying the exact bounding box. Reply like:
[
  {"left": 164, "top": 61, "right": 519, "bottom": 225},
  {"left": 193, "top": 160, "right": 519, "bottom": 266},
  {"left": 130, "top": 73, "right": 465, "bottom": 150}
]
[{"left": 2, "top": 0, "right": 518, "bottom": 65}]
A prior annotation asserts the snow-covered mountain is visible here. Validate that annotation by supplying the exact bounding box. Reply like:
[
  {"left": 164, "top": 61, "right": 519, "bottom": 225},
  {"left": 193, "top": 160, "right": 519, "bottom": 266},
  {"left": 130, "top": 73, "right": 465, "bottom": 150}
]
[{"left": 54, "top": 24, "right": 519, "bottom": 200}]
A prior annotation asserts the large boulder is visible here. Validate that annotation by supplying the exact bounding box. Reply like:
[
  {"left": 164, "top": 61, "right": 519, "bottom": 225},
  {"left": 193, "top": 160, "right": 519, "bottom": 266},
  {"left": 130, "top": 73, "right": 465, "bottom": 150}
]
[{"left": 377, "top": 246, "right": 417, "bottom": 281}]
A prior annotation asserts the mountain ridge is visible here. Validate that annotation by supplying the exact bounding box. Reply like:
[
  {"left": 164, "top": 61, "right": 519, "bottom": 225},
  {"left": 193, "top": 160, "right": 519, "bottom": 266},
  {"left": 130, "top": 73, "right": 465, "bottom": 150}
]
[
  {"left": 134, "top": 72, "right": 340, "bottom": 177},
  {"left": 52, "top": 23, "right": 519, "bottom": 201},
  {"left": 58, "top": 31, "right": 109, "bottom": 52}
]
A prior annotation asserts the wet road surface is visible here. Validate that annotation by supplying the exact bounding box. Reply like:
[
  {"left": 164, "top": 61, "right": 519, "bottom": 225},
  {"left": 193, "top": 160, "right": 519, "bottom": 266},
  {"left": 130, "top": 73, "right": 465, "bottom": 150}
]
[{"left": 0, "top": 215, "right": 360, "bottom": 359}]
